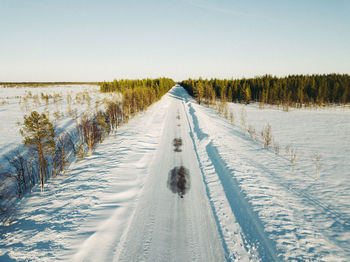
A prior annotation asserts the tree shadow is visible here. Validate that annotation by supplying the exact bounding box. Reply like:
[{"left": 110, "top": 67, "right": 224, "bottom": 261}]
[
  {"left": 167, "top": 166, "right": 190, "bottom": 198},
  {"left": 173, "top": 138, "right": 182, "bottom": 152}
]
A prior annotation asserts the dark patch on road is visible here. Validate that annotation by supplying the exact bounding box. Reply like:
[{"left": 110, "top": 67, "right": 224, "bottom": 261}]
[
  {"left": 173, "top": 138, "right": 183, "bottom": 152},
  {"left": 167, "top": 166, "right": 190, "bottom": 198}
]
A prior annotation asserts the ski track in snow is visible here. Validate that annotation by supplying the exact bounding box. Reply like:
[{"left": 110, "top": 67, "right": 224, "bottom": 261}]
[{"left": 1, "top": 85, "right": 350, "bottom": 261}]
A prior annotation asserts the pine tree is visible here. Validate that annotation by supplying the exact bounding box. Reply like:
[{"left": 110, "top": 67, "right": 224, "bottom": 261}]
[
  {"left": 194, "top": 82, "right": 204, "bottom": 104},
  {"left": 245, "top": 85, "right": 251, "bottom": 104},
  {"left": 180, "top": 74, "right": 350, "bottom": 107},
  {"left": 20, "top": 111, "right": 55, "bottom": 190}
]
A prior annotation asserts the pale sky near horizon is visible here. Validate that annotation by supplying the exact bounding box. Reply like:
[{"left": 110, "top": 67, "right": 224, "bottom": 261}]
[{"left": 0, "top": 0, "right": 349, "bottom": 82}]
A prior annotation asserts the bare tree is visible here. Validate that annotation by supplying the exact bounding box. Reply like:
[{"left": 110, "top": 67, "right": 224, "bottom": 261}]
[
  {"left": 80, "top": 112, "right": 108, "bottom": 156},
  {"left": 80, "top": 114, "right": 96, "bottom": 156},
  {"left": 27, "top": 155, "right": 38, "bottom": 191},
  {"left": 105, "top": 101, "right": 122, "bottom": 135},
  {"left": 96, "top": 112, "right": 109, "bottom": 143},
  {"left": 53, "top": 132, "right": 74, "bottom": 175},
  {"left": 0, "top": 170, "right": 17, "bottom": 222},
  {"left": 5, "top": 150, "right": 28, "bottom": 197}
]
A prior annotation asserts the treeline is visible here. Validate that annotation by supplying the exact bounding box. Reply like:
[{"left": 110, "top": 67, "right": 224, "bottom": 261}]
[
  {"left": 180, "top": 74, "right": 350, "bottom": 106},
  {"left": 100, "top": 78, "right": 174, "bottom": 94},
  {"left": 1, "top": 82, "right": 100, "bottom": 88},
  {"left": 1, "top": 78, "right": 174, "bottom": 222},
  {"left": 100, "top": 78, "right": 175, "bottom": 120}
]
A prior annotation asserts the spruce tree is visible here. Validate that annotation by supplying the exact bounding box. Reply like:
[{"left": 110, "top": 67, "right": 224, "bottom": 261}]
[
  {"left": 245, "top": 85, "right": 251, "bottom": 104},
  {"left": 20, "top": 111, "right": 55, "bottom": 190}
]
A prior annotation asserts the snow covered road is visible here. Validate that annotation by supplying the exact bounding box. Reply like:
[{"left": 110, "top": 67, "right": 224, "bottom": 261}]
[
  {"left": 1, "top": 85, "right": 349, "bottom": 261},
  {"left": 0, "top": 86, "right": 231, "bottom": 261},
  {"left": 112, "top": 88, "right": 225, "bottom": 261}
]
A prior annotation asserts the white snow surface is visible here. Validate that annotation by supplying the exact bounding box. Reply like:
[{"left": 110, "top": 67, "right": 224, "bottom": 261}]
[
  {"left": 0, "top": 84, "right": 110, "bottom": 159},
  {"left": 1, "top": 85, "right": 350, "bottom": 261}
]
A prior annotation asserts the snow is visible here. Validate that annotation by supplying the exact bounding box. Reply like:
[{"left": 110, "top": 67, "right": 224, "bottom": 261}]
[
  {"left": 191, "top": 100, "right": 350, "bottom": 260},
  {"left": 1, "top": 85, "right": 350, "bottom": 261},
  {"left": 112, "top": 91, "right": 226, "bottom": 261},
  {"left": 0, "top": 84, "right": 108, "bottom": 159},
  {"left": 228, "top": 103, "right": 350, "bottom": 217},
  {"left": 0, "top": 87, "right": 166, "bottom": 260}
]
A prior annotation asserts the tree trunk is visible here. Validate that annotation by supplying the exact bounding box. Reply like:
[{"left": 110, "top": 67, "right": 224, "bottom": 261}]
[
  {"left": 37, "top": 137, "right": 44, "bottom": 191},
  {"left": 52, "top": 157, "right": 56, "bottom": 177}
]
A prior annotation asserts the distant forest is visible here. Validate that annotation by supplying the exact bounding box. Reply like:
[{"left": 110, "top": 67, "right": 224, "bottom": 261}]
[
  {"left": 100, "top": 78, "right": 175, "bottom": 118},
  {"left": 0, "top": 82, "right": 100, "bottom": 88},
  {"left": 100, "top": 78, "right": 174, "bottom": 94},
  {"left": 180, "top": 74, "right": 350, "bottom": 106}
]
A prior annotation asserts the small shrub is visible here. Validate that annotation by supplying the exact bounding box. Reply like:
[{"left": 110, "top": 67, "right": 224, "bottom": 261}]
[
  {"left": 76, "top": 144, "right": 86, "bottom": 159},
  {"left": 314, "top": 152, "right": 321, "bottom": 180},
  {"left": 290, "top": 148, "right": 297, "bottom": 171},
  {"left": 53, "top": 93, "right": 62, "bottom": 104},
  {"left": 67, "top": 94, "right": 72, "bottom": 115},
  {"left": 41, "top": 93, "right": 50, "bottom": 105},
  {"left": 32, "top": 94, "right": 40, "bottom": 107},
  {"left": 230, "top": 111, "right": 235, "bottom": 125},
  {"left": 53, "top": 111, "right": 62, "bottom": 122},
  {"left": 95, "top": 99, "right": 100, "bottom": 111},
  {"left": 248, "top": 125, "right": 256, "bottom": 140},
  {"left": 240, "top": 107, "right": 246, "bottom": 130},
  {"left": 285, "top": 145, "right": 290, "bottom": 157},
  {"left": 218, "top": 100, "right": 228, "bottom": 117},
  {"left": 273, "top": 140, "right": 280, "bottom": 155},
  {"left": 261, "top": 123, "right": 272, "bottom": 148},
  {"left": 86, "top": 94, "right": 91, "bottom": 109},
  {"left": 224, "top": 107, "right": 229, "bottom": 119}
]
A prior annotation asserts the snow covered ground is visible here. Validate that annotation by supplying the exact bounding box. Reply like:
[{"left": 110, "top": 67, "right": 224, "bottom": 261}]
[
  {"left": 0, "top": 84, "right": 108, "bottom": 159},
  {"left": 192, "top": 99, "right": 350, "bottom": 261},
  {"left": 228, "top": 102, "right": 350, "bottom": 216},
  {"left": 1, "top": 85, "right": 349, "bottom": 261}
]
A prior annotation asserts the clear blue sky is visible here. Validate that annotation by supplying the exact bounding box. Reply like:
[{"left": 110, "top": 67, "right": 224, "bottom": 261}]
[{"left": 0, "top": 0, "right": 349, "bottom": 81}]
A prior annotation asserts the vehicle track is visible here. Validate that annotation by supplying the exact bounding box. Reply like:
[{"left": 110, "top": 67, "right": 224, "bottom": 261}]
[{"left": 113, "top": 87, "right": 225, "bottom": 262}]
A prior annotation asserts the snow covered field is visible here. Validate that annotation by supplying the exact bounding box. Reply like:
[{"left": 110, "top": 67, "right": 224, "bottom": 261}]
[
  {"left": 228, "top": 102, "right": 350, "bottom": 218},
  {"left": 194, "top": 99, "right": 350, "bottom": 261},
  {"left": 1, "top": 85, "right": 349, "bottom": 261},
  {"left": 0, "top": 84, "right": 107, "bottom": 159}
]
